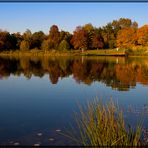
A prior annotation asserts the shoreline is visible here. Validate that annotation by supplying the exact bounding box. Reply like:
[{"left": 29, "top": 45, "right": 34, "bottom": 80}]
[
  {"left": 0, "top": 49, "right": 127, "bottom": 57},
  {"left": 0, "top": 49, "right": 147, "bottom": 57}
]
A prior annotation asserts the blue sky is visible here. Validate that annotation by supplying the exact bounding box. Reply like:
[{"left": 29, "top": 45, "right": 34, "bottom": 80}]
[{"left": 0, "top": 3, "right": 148, "bottom": 34}]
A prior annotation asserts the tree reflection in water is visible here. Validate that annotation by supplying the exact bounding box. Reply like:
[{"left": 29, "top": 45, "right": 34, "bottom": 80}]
[{"left": 0, "top": 56, "right": 148, "bottom": 91}]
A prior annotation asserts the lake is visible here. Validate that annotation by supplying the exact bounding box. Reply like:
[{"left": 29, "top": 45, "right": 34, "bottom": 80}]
[{"left": 0, "top": 56, "right": 148, "bottom": 145}]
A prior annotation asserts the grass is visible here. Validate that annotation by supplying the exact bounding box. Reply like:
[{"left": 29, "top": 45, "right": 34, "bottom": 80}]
[
  {"left": 2, "top": 47, "right": 148, "bottom": 57},
  {"left": 62, "top": 99, "right": 144, "bottom": 146},
  {"left": 0, "top": 48, "right": 127, "bottom": 57},
  {"left": 81, "top": 49, "right": 126, "bottom": 56},
  {"left": 127, "top": 46, "right": 148, "bottom": 56},
  {"left": 0, "top": 50, "right": 75, "bottom": 57},
  {"left": 1, "top": 47, "right": 148, "bottom": 57}
]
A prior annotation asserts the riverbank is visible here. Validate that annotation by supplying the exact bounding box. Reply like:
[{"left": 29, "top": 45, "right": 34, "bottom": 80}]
[
  {"left": 0, "top": 49, "right": 127, "bottom": 57},
  {"left": 81, "top": 49, "right": 126, "bottom": 56},
  {"left": 127, "top": 46, "right": 148, "bottom": 57},
  {"left": 1, "top": 48, "right": 148, "bottom": 57}
]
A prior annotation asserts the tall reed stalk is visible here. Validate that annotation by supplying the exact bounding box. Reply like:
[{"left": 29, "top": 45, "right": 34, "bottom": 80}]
[{"left": 66, "top": 99, "right": 143, "bottom": 146}]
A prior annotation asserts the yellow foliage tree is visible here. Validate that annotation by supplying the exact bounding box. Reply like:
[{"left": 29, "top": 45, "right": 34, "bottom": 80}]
[
  {"left": 116, "top": 28, "right": 137, "bottom": 48},
  {"left": 137, "top": 25, "right": 148, "bottom": 46}
]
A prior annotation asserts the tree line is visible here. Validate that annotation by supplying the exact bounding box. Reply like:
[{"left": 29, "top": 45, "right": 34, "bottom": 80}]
[{"left": 0, "top": 18, "right": 148, "bottom": 52}]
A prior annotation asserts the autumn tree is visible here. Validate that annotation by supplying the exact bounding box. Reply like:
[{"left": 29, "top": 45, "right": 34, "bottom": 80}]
[
  {"left": 137, "top": 25, "right": 148, "bottom": 46},
  {"left": 91, "top": 29, "right": 104, "bottom": 49},
  {"left": 41, "top": 40, "right": 51, "bottom": 51},
  {"left": 71, "top": 26, "right": 88, "bottom": 51},
  {"left": 101, "top": 18, "right": 138, "bottom": 49},
  {"left": 111, "top": 18, "right": 138, "bottom": 43},
  {"left": 0, "top": 18, "right": 147, "bottom": 52},
  {"left": 21, "top": 29, "right": 32, "bottom": 50},
  {"left": 117, "top": 27, "right": 137, "bottom": 48},
  {"left": 48, "top": 25, "right": 60, "bottom": 49},
  {"left": 20, "top": 40, "right": 30, "bottom": 51},
  {"left": 82, "top": 23, "right": 94, "bottom": 49}
]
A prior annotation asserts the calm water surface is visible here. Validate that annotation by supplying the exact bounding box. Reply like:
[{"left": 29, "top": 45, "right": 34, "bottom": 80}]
[{"left": 0, "top": 56, "right": 148, "bottom": 145}]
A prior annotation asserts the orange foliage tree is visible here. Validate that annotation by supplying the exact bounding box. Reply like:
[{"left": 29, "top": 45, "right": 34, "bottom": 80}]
[
  {"left": 116, "top": 28, "right": 137, "bottom": 48},
  {"left": 71, "top": 26, "right": 88, "bottom": 50},
  {"left": 137, "top": 25, "right": 148, "bottom": 46}
]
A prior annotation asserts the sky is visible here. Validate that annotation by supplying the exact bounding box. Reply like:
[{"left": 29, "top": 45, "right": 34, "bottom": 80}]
[{"left": 0, "top": 3, "right": 148, "bottom": 34}]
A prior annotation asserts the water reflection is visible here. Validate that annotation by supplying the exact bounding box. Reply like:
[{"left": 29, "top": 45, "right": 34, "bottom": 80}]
[
  {"left": 0, "top": 56, "right": 148, "bottom": 91},
  {"left": 0, "top": 56, "right": 148, "bottom": 145}
]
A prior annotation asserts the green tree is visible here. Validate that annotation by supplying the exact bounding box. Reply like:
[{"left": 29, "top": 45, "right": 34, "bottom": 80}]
[
  {"left": 0, "top": 30, "right": 18, "bottom": 51},
  {"left": 112, "top": 18, "right": 138, "bottom": 30},
  {"left": 31, "top": 31, "right": 45, "bottom": 49},
  {"left": 12, "top": 32, "right": 23, "bottom": 49},
  {"left": 102, "top": 23, "right": 116, "bottom": 48},
  {"left": 58, "top": 40, "right": 70, "bottom": 51},
  {"left": 59, "top": 31, "right": 72, "bottom": 47}
]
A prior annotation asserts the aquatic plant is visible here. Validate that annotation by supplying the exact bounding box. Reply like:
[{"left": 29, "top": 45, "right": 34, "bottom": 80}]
[{"left": 64, "top": 99, "right": 143, "bottom": 146}]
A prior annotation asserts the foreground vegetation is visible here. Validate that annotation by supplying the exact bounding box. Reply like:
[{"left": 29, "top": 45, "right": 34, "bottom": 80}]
[
  {"left": 66, "top": 99, "right": 147, "bottom": 146},
  {"left": 0, "top": 18, "right": 148, "bottom": 56}
]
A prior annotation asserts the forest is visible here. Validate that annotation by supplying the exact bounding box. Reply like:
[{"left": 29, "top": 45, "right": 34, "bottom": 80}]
[{"left": 0, "top": 18, "right": 148, "bottom": 53}]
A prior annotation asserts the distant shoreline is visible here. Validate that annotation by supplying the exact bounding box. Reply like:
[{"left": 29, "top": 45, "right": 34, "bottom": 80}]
[
  {"left": 0, "top": 49, "right": 148, "bottom": 57},
  {"left": 0, "top": 49, "right": 128, "bottom": 57}
]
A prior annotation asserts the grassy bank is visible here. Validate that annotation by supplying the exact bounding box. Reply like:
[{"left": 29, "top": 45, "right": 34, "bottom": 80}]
[
  {"left": 0, "top": 50, "right": 76, "bottom": 57},
  {"left": 81, "top": 49, "right": 126, "bottom": 56},
  {"left": 0, "top": 48, "right": 127, "bottom": 57},
  {"left": 1, "top": 47, "right": 148, "bottom": 57},
  {"left": 127, "top": 46, "right": 148, "bottom": 57}
]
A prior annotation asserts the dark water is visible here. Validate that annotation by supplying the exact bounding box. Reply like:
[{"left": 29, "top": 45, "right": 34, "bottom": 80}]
[{"left": 0, "top": 56, "right": 147, "bottom": 145}]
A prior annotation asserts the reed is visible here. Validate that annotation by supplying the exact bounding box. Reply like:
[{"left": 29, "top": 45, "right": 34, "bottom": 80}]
[{"left": 66, "top": 99, "right": 143, "bottom": 146}]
